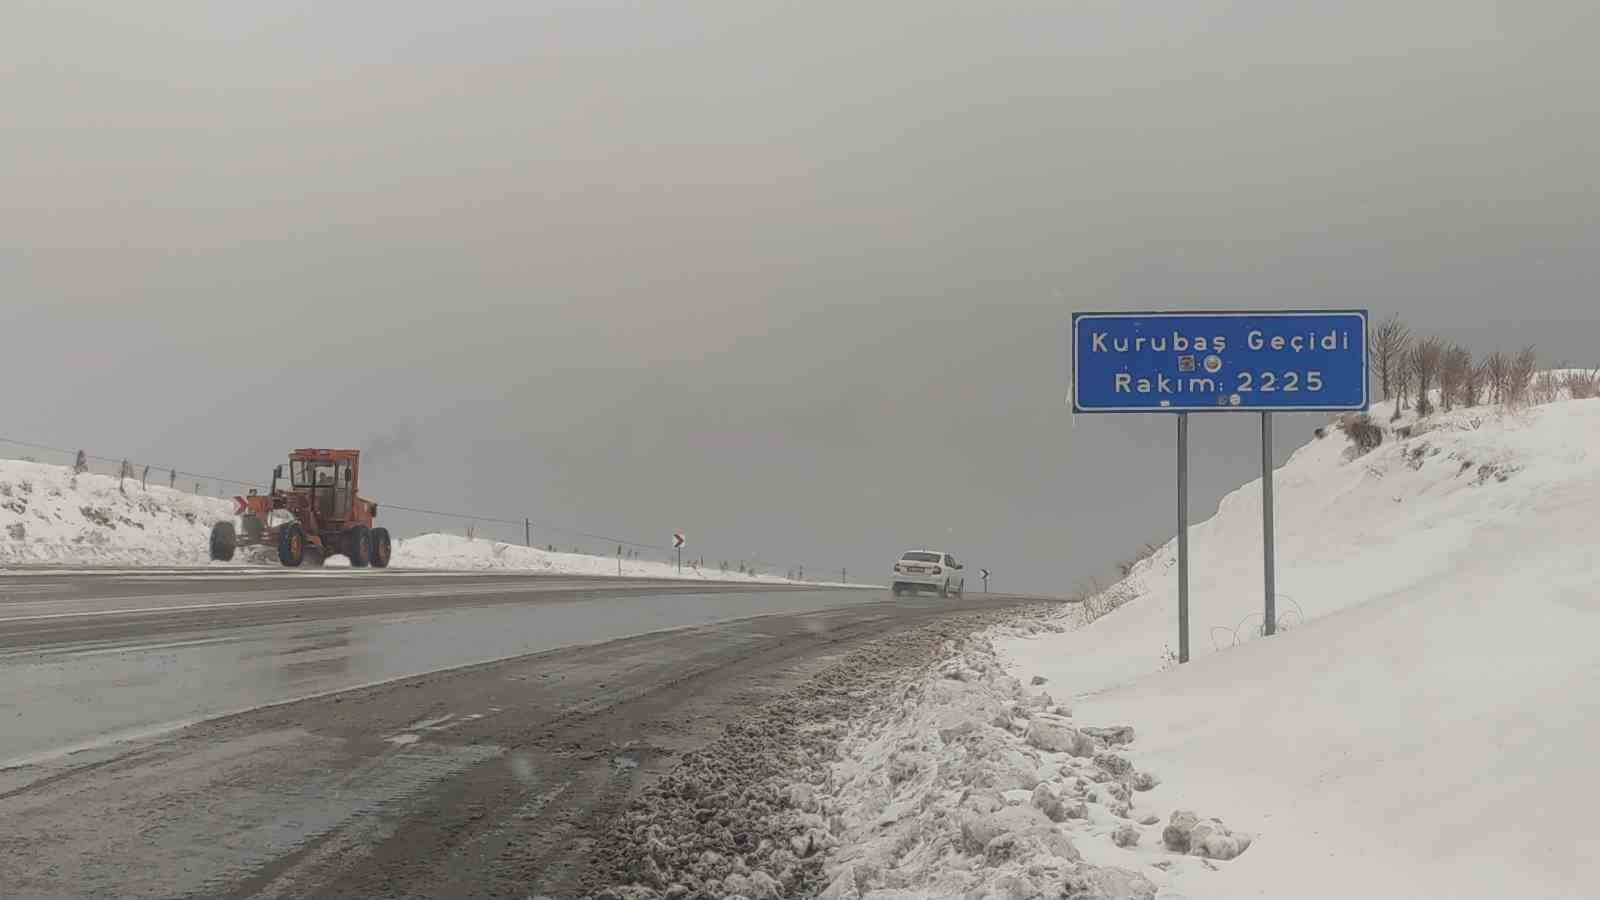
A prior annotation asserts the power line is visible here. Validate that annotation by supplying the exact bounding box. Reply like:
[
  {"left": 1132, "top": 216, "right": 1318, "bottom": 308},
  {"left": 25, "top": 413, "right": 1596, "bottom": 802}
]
[
  {"left": 377, "top": 502, "right": 671, "bottom": 552},
  {"left": 0, "top": 435, "right": 690, "bottom": 556},
  {"left": 0, "top": 435, "right": 264, "bottom": 489}
]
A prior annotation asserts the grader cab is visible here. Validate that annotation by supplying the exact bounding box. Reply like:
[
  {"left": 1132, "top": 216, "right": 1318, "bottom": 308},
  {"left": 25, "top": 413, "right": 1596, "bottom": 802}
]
[{"left": 209, "top": 449, "right": 392, "bottom": 568}]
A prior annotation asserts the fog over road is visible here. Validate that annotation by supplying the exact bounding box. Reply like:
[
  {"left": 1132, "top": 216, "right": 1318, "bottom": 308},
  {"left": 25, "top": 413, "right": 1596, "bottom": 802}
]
[{"left": 0, "top": 568, "right": 1040, "bottom": 898}]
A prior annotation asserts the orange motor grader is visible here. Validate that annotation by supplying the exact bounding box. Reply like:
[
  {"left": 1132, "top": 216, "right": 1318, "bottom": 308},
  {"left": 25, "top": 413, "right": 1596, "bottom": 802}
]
[{"left": 209, "top": 449, "right": 392, "bottom": 568}]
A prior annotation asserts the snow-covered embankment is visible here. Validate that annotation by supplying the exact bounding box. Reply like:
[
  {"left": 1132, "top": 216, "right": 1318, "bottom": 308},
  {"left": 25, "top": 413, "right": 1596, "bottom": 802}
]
[
  {"left": 0, "top": 460, "right": 233, "bottom": 566},
  {"left": 791, "top": 393, "right": 1600, "bottom": 899},
  {"left": 990, "top": 395, "right": 1600, "bottom": 899},
  {"left": 0, "top": 459, "right": 840, "bottom": 585}
]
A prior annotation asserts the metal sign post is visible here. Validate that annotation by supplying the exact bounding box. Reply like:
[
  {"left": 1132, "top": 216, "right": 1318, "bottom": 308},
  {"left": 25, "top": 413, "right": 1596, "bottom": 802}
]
[
  {"left": 1262, "top": 412, "right": 1277, "bottom": 636},
  {"left": 980, "top": 568, "right": 990, "bottom": 593},
  {"left": 1071, "top": 310, "right": 1369, "bottom": 663},
  {"left": 1177, "top": 413, "right": 1190, "bottom": 663}
]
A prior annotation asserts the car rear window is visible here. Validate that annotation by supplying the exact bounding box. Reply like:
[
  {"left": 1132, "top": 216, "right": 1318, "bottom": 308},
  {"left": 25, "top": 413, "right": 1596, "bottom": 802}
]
[{"left": 901, "top": 552, "right": 940, "bottom": 562}]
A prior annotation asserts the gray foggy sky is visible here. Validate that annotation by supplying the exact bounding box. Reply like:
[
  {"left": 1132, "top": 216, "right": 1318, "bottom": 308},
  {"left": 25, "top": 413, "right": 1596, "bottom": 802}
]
[{"left": 3, "top": 3, "right": 1596, "bottom": 590}]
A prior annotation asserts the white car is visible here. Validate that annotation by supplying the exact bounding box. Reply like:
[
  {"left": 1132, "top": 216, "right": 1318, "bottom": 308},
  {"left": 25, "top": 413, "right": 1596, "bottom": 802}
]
[{"left": 891, "top": 550, "right": 966, "bottom": 597}]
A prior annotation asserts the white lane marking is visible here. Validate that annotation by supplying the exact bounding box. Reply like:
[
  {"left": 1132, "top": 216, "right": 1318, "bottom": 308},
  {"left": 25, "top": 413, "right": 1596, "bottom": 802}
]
[{"left": 7, "top": 635, "right": 248, "bottom": 660}]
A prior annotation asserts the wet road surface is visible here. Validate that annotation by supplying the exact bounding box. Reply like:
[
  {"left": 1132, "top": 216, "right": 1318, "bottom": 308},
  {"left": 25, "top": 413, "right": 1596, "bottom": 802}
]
[
  {"left": 0, "top": 570, "right": 879, "bottom": 767},
  {"left": 0, "top": 569, "right": 1039, "bottom": 898}
]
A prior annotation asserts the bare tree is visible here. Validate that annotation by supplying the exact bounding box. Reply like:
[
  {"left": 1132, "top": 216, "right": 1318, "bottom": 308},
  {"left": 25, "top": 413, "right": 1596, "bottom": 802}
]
[
  {"left": 1507, "top": 346, "right": 1538, "bottom": 406},
  {"left": 1392, "top": 346, "right": 1416, "bottom": 419},
  {"left": 1441, "top": 345, "right": 1472, "bottom": 412},
  {"left": 1482, "top": 352, "right": 1509, "bottom": 404},
  {"left": 1412, "top": 337, "right": 1444, "bottom": 416},
  {"left": 1466, "top": 358, "right": 1490, "bottom": 407},
  {"left": 1368, "top": 315, "right": 1411, "bottom": 402}
]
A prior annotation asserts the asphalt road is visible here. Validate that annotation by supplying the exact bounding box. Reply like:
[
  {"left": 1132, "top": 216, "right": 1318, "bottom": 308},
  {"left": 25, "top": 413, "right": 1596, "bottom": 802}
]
[{"left": 0, "top": 569, "right": 1041, "bottom": 898}]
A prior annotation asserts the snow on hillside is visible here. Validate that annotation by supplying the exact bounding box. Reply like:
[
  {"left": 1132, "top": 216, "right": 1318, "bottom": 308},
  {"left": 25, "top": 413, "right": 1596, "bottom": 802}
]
[
  {"left": 988, "top": 395, "right": 1600, "bottom": 898},
  {"left": 0, "top": 460, "right": 235, "bottom": 565},
  {"left": 0, "top": 458, "right": 849, "bottom": 585},
  {"left": 391, "top": 532, "right": 833, "bottom": 584}
]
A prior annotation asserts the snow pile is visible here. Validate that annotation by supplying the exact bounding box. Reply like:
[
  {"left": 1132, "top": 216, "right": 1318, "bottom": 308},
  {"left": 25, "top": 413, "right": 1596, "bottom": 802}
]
[
  {"left": 581, "top": 608, "right": 1046, "bottom": 900},
  {"left": 812, "top": 631, "right": 1251, "bottom": 899},
  {"left": 995, "top": 395, "right": 1600, "bottom": 898},
  {"left": 0, "top": 459, "right": 235, "bottom": 566},
  {"left": 392, "top": 533, "right": 827, "bottom": 584}
]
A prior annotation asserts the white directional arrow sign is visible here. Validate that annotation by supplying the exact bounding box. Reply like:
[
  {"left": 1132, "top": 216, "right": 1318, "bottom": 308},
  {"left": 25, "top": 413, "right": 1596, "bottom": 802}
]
[
  {"left": 980, "top": 568, "right": 989, "bottom": 578},
  {"left": 672, "top": 532, "right": 685, "bottom": 549}
]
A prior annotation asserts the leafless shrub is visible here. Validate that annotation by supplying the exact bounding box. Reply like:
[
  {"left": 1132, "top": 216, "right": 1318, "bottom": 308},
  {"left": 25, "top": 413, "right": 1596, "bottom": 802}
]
[
  {"left": 1337, "top": 413, "right": 1384, "bottom": 456},
  {"left": 1440, "top": 345, "right": 1472, "bottom": 412},
  {"left": 464, "top": 523, "right": 477, "bottom": 541},
  {"left": 1531, "top": 370, "right": 1560, "bottom": 406},
  {"left": 1507, "top": 346, "right": 1538, "bottom": 407},
  {"left": 1118, "top": 543, "right": 1161, "bottom": 578},
  {"left": 1562, "top": 368, "right": 1600, "bottom": 400},
  {"left": 1411, "top": 338, "right": 1444, "bottom": 416},
  {"left": 1368, "top": 314, "right": 1411, "bottom": 402},
  {"left": 1463, "top": 356, "right": 1487, "bottom": 407},
  {"left": 1078, "top": 581, "right": 1140, "bottom": 624}
]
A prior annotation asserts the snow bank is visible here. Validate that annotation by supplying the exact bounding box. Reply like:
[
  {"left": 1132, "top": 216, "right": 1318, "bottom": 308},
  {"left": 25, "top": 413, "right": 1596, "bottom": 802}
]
[
  {"left": 392, "top": 533, "right": 839, "bottom": 585},
  {"left": 812, "top": 626, "right": 1251, "bottom": 899},
  {"left": 0, "top": 458, "right": 855, "bottom": 586},
  {"left": 0, "top": 459, "right": 235, "bottom": 566},
  {"left": 996, "top": 395, "right": 1600, "bottom": 898}
]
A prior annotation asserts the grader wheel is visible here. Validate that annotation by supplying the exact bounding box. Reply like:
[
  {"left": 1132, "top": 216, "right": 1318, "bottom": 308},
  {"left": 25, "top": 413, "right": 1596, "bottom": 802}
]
[
  {"left": 345, "top": 525, "right": 372, "bottom": 567},
  {"left": 370, "top": 527, "right": 392, "bottom": 569},
  {"left": 278, "top": 523, "right": 306, "bottom": 567},
  {"left": 209, "top": 521, "right": 236, "bottom": 562}
]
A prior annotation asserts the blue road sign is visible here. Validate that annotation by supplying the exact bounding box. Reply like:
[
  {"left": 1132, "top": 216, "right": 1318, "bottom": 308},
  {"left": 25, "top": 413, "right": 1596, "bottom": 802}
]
[{"left": 1071, "top": 310, "right": 1368, "bottom": 413}]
